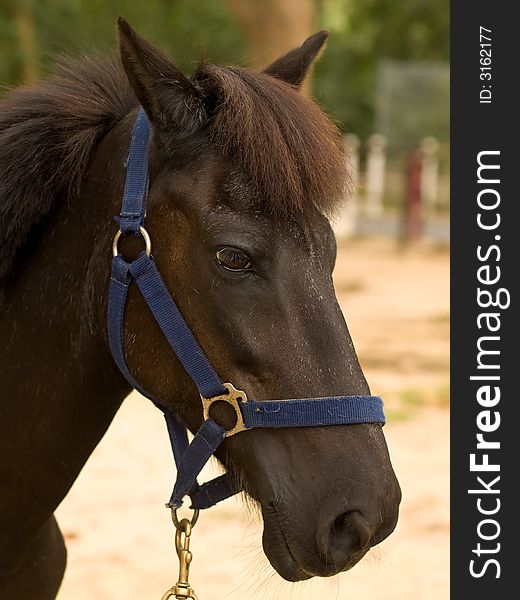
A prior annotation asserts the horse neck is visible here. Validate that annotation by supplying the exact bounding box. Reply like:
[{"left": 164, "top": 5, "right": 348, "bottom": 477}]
[{"left": 0, "top": 112, "right": 137, "bottom": 507}]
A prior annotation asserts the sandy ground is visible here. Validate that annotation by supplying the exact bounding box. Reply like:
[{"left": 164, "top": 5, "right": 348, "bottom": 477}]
[{"left": 55, "top": 238, "right": 449, "bottom": 600}]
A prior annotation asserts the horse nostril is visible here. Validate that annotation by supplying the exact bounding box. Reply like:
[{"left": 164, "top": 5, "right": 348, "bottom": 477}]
[{"left": 316, "top": 510, "right": 373, "bottom": 563}]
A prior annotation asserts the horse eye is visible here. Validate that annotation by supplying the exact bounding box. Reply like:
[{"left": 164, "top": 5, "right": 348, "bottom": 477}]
[{"left": 216, "top": 247, "right": 252, "bottom": 272}]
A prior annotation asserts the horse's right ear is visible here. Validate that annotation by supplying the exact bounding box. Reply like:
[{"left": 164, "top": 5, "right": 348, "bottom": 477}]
[
  {"left": 117, "top": 17, "right": 205, "bottom": 132},
  {"left": 263, "top": 31, "right": 329, "bottom": 88}
]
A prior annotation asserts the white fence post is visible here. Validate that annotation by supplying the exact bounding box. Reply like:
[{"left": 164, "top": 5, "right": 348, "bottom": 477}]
[
  {"left": 334, "top": 133, "right": 360, "bottom": 239},
  {"left": 365, "top": 134, "right": 387, "bottom": 217}
]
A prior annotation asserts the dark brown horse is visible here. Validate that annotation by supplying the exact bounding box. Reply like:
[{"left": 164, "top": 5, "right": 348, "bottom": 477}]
[{"left": 0, "top": 19, "right": 401, "bottom": 598}]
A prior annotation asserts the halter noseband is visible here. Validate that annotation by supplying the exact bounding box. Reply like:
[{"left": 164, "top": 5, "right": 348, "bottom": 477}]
[{"left": 107, "top": 108, "right": 385, "bottom": 510}]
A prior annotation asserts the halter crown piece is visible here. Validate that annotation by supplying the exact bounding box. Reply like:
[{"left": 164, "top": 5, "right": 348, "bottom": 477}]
[{"left": 107, "top": 108, "right": 385, "bottom": 511}]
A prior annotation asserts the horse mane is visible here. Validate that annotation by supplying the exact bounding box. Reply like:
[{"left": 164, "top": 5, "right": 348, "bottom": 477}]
[
  {"left": 0, "top": 54, "right": 349, "bottom": 281},
  {"left": 0, "top": 56, "right": 137, "bottom": 281}
]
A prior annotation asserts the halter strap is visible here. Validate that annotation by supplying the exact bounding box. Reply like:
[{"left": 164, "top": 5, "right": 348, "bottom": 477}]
[
  {"left": 107, "top": 108, "right": 385, "bottom": 510},
  {"left": 118, "top": 109, "right": 151, "bottom": 233}
]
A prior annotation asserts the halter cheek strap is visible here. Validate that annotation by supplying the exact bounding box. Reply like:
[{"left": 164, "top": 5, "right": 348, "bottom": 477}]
[{"left": 107, "top": 108, "right": 385, "bottom": 510}]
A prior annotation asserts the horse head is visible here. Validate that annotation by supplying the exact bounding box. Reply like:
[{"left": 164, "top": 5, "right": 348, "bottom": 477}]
[{"left": 113, "top": 19, "right": 401, "bottom": 581}]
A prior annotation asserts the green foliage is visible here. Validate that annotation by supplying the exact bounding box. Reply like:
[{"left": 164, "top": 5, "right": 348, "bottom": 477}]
[
  {"left": 315, "top": 0, "right": 449, "bottom": 138},
  {"left": 0, "top": 0, "right": 246, "bottom": 85},
  {"left": 0, "top": 0, "right": 449, "bottom": 139}
]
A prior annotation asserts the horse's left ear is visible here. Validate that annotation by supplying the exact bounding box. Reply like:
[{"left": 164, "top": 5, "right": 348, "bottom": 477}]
[
  {"left": 117, "top": 17, "right": 205, "bottom": 132},
  {"left": 263, "top": 31, "right": 329, "bottom": 88}
]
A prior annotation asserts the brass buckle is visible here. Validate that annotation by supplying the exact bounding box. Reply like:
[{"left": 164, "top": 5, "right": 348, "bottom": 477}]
[{"left": 201, "top": 382, "right": 248, "bottom": 437}]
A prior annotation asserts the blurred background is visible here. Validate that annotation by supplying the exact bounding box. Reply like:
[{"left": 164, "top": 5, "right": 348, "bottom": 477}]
[{"left": 1, "top": 1, "right": 449, "bottom": 598}]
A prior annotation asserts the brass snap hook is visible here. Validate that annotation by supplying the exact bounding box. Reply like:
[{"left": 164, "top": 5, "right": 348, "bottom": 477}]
[{"left": 161, "top": 508, "right": 199, "bottom": 600}]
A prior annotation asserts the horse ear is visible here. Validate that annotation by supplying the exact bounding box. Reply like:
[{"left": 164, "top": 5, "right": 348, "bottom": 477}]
[
  {"left": 263, "top": 31, "right": 329, "bottom": 88},
  {"left": 117, "top": 17, "right": 205, "bottom": 131}
]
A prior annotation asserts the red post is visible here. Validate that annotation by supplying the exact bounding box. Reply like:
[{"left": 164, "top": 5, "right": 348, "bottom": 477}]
[{"left": 404, "top": 148, "right": 423, "bottom": 241}]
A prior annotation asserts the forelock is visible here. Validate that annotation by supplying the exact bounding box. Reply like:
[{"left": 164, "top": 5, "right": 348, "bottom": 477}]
[{"left": 194, "top": 64, "right": 352, "bottom": 217}]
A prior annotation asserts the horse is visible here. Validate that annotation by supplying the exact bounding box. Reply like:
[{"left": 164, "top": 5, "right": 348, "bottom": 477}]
[{"left": 0, "top": 18, "right": 401, "bottom": 598}]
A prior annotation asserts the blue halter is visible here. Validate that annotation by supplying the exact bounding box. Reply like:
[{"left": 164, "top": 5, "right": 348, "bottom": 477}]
[{"left": 107, "top": 108, "right": 385, "bottom": 510}]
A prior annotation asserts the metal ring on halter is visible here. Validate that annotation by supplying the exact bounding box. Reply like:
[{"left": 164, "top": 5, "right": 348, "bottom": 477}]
[
  {"left": 112, "top": 226, "right": 152, "bottom": 257},
  {"left": 170, "top": 506, "right": 199, "bottom": 530}
]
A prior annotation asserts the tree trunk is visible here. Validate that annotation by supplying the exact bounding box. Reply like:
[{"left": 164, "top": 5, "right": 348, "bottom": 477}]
[
  {"left": 224, "top": 0, "right": 315, "bottom": 93},
  {"left": 14, "top": 0, "right": 39, "bottom": 84}
]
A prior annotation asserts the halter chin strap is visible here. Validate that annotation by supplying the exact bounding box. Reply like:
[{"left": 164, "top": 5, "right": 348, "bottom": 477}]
[{"left": 107, "top": 108, "right": 385, "bottom": 510}]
